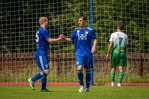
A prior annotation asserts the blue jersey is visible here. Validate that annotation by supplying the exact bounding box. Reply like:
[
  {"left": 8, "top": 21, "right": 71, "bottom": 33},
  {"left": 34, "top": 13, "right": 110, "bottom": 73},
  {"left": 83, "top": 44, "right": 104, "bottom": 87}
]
[
  {"left": 70, "top": 27, "right": 96, "bottom": 57},
  {"left": 35, "top": 27, "right": 50, "bottom": 56}
]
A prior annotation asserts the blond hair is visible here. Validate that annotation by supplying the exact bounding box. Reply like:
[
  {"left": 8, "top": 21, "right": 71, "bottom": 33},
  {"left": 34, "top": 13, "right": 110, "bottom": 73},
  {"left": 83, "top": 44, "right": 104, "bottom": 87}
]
[{"left": 39, "top": 17, "right": 48, "bottom": 25}]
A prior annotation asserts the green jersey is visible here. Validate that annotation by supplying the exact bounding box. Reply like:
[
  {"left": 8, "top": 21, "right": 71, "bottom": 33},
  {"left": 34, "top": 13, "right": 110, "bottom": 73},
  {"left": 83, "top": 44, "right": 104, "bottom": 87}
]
[{"left": 109, "top": 32, "right": 129, "bottom": 55}]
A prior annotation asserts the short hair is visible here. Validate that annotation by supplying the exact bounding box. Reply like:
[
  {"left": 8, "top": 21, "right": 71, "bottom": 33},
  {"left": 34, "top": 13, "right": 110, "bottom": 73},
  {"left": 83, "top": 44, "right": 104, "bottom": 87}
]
[
  {"left": 39, "top": 17, "right": 48, "bottom": 25},
  {"left": 117, "top": 23, "right": 124, "bottom": 30},
  {"left": 78, "top": 14, "right": 87, "bottom": 20}
]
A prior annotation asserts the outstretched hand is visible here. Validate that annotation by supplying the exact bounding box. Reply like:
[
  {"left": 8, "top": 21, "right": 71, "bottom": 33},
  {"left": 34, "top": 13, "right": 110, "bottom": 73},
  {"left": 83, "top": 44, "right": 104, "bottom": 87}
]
[
  {"left": 91, "top": 47, "right": 96, "bottom": 54},
  {"left": 59, "top": 34, "right": 66, "bottom": 40}
]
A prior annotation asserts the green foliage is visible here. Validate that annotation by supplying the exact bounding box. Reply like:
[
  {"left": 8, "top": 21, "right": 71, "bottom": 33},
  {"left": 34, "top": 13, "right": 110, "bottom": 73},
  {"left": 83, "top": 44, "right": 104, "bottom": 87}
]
[{"left": 0, "top": 0, "right": 149, "bottom": 53}]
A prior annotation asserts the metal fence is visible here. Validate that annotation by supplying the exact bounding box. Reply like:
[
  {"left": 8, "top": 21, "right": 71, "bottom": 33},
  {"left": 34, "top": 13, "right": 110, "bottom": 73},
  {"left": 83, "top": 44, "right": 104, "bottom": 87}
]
[{"left": 0, "top": 0, "right": 149, "bottom": 83}]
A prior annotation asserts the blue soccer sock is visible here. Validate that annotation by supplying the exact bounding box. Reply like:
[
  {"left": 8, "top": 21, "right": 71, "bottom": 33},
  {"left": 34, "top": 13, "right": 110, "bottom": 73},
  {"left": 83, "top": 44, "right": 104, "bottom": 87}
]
[
  {"left": 41, "top": 76, "right": 47, "bottom": 90},
  {"left": 77, "top": 70, "right": 84, "bottom": 86},
  {"left": 86, "top": 71, "right": 91, "bottom": 88},
  {"left": 31, "top": 71, "right": 47, "bottom": 82},
  {"left": 90, "top": 68, "right": 94, "bottom": 85}
]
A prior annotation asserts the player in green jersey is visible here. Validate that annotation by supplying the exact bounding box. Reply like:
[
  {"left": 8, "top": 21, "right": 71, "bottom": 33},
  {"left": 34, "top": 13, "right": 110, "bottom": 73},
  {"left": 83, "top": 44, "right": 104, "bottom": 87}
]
[{"left": 106, "top": 23, "right": 129, "bottom": 86}]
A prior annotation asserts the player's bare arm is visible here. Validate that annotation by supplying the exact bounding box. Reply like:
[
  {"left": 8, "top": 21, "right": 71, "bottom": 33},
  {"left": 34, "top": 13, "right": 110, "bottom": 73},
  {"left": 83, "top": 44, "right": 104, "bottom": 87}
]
[
  {"left": 60, "top": 34, "right": 73, "bottom": 42},
  {"left": 91, "top": 39, "right": 97, "bottom": 53},
  {"left": 65, "top": 37, "right": 73, "bottom": 42},
  {"left": 106, "top": 41, "right": 113, "bottom": 59},
  {"left": 46, "top": 34, "right": 63, "bottom": 44}
]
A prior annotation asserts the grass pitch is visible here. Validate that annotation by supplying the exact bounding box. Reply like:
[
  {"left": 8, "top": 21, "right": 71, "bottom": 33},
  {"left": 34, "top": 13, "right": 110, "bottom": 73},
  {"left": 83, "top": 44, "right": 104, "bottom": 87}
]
[{"left": 0, "top": 86, "right": 149, "bottom": 99}]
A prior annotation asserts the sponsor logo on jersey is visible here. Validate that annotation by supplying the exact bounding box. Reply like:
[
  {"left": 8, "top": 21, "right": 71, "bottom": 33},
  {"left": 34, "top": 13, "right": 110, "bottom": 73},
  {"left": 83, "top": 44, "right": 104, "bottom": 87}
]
[{"left": 77, "top": 30, "right": 88, "bottom": 40}]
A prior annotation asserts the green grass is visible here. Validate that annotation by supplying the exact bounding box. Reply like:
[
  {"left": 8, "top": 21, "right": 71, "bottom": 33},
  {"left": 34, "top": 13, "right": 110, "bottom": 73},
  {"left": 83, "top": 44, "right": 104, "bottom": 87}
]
[{"left": 0, "top": 86, "right": 149, "bottom": 99}]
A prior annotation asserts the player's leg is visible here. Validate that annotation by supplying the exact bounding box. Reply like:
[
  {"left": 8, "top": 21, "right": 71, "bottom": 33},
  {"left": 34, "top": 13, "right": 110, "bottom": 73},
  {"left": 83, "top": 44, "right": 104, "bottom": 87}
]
[
  {"left": 110, "top": 54, "right": 117, "bottom": 86},
  {"left": 40, "top": 74, "right": 51, "bottom": 92},
  {"left": 117, "top": 52, "right": 127, "bottom": 86},
  {"left": 110, "top": 67, "right": 116, "bottom": 86},
  {"left": 28, "top": 55, "right": 49, "bottom": 91},
  {"left": 117, "top": 66, "right": 124, "bottom": 86},
  {"left": 40, "top": 69, "right": 50, "bottom": 92},
  {"left": 28, "top": 55, "right": 45, "bottom": 90},
  {"left": 76, "top": 55, "right": 84, "bottom": 92},
  {"left": 31, "top": 55, "right": 49, "bottom": 81},
  {"left": 85, "top": 68, "right": 90, "bottom": 92},
  {"left": 41, "top": 76, "right": 47, "bottom": 90},
  {"left": 84, "top": 56, "right": 93, "bottom": 92},
  {"left": 90, "top": 68, "right": 94, "bottom": 85},
  {"left": 39, "top": 55, "right": 50, "bottom": 92},
  {"left": 90, "top": 55, "right": 94, "bottom": 86}
]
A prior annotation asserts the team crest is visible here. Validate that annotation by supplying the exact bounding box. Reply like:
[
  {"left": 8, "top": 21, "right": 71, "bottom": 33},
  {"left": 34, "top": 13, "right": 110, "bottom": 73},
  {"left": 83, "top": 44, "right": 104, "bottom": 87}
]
[{"left": 85, "top": 31, "right": 88, "bottom": 34}]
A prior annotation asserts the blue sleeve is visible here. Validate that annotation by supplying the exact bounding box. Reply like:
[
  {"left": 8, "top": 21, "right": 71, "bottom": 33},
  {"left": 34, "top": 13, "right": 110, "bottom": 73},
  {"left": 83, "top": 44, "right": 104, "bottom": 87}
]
[
  {"left": 43, "top": 30, "right": 51, "bottom": 39},
  {"left": 90, "top": 30, "right": 96, "bottom": 39},
  {"left": 70, "top": 30, "right": 76, "bottom": 40}
]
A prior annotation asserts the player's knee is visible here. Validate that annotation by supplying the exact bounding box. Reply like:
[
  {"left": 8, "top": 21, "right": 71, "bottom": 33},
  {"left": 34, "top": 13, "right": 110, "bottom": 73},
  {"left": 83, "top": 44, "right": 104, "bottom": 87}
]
[
  {"left": 77, "top": 65, "right": 83, "bottom": 70},
  {"left": 111, "top": 67, "right": 116, "bottom": 70},
  {"left": 118, "top": 66, "right": 123, "bottom": 72},
  {"left": 44, "top": 69, "right": 50, "bottom": 75},
  {"left": 119, "top": 70, "right": 123, "bottom": 72}
]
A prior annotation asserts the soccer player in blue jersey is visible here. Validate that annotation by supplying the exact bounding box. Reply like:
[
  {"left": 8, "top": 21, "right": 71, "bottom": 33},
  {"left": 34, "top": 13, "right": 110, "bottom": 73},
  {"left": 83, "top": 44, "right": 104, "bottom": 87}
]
[
  {"left": 28, "top": 17, "right": 62, "bottom": 92},
  {"left": 62, "top": 14, "right": 97, "bottom": 92}
]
